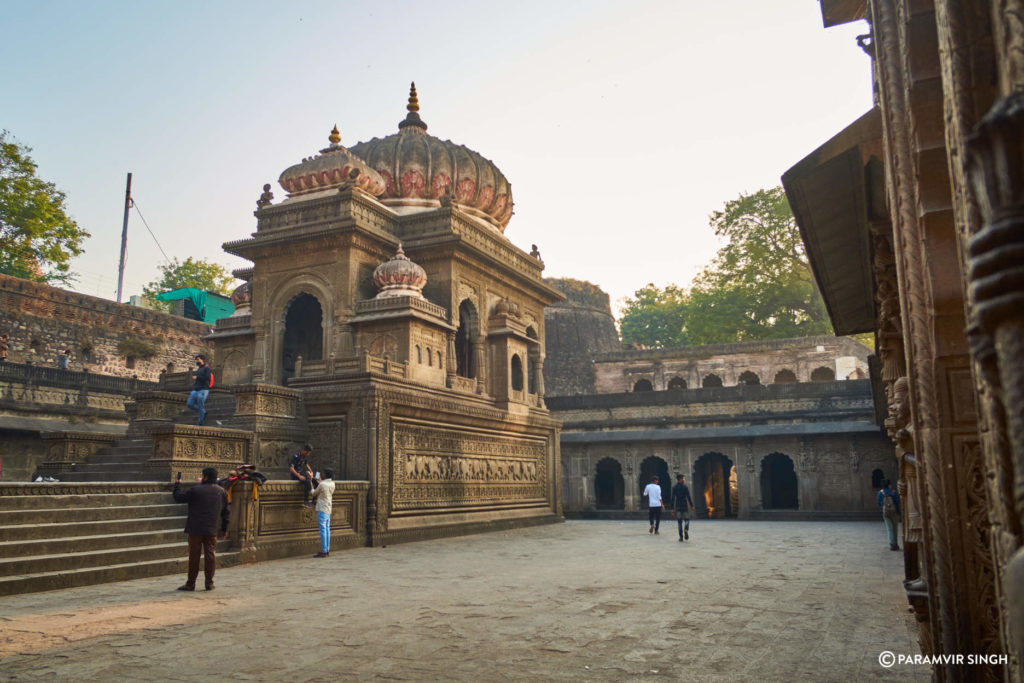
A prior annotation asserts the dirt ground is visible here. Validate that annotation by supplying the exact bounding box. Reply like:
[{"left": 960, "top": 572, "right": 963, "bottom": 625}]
[{"left": 0, "top": 520, "right": 933, "bottom": 682}]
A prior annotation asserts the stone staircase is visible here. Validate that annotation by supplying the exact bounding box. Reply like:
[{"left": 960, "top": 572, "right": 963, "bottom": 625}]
[
  {"left": 0, "top": 483, "right": 239, "bottom": 595},
  {"left": 59, "top": 391, "right": 238, "bottom": 482}
]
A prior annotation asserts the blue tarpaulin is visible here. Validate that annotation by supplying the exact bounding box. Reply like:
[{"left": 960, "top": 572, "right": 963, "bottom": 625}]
[{"left": 155, "top": 288, "right": 235, "bottom": 324}]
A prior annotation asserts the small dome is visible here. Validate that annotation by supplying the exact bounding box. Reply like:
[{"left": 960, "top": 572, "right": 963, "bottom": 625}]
[
  {"left": 373, "top": 245, "right": 427, "bottom": 298},
  {"left": 278, "top": 126, "right": 387, "bottom": 197},
  {"left": 493, "top": 298, "right": 519, "bottom": 318},
  {"left": 349, "top": 83, "right": 514, "bottom": 230},
  {"left": 229, "top": 281, "right": 252, "bottom": 316}
]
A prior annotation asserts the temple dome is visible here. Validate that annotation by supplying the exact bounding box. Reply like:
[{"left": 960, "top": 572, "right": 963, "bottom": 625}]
[
  {"left": 278, "top": 126, "right": 387, "bottom": 197},
  {"left": 349, "top": 83, "right": 514, "bottom": 231},
  {"left": 373, "top": 244, "right": 427, "bottom": 298}
]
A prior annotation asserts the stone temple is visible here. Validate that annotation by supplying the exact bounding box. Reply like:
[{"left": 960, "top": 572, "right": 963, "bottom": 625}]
[{"left": 207, "top": 84, "right": 564, "bottom": 545}]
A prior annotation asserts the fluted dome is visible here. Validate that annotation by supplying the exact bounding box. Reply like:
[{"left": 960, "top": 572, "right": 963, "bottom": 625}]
[
  {"left": 373, "top": 245, "right": 427, "bottom": 298},
  {"left": 278, "top": 126, "right": 387, "bottom": 197},
  {"left": 349, "top": 83, "right": 514, "bottom": 231}
]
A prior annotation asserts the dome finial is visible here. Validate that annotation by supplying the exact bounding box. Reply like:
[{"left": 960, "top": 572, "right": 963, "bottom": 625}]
[
  {"left": 328, "top": 124, "right": 341, "bottom": 145},
  {"left": 398, "top": 81, "right": 428, "bottom": 132}
]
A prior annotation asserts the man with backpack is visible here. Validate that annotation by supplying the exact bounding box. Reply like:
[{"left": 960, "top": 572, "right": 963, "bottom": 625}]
[
  {"left": 877, "top": 479, "right": 901, "bottom": 551},
  {"left": 187, "top": 354, "right": 213, "bottom": 426}
]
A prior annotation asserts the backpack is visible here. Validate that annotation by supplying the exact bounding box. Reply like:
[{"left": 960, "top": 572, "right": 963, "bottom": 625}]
[
  {"left": 882, "top": 492, "right": 898, "bottom": 518},
  {"left": 209, "top": 371, "right": 214, "bottom": 389}
]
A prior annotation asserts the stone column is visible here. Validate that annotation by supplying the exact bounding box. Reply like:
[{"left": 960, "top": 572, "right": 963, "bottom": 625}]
[
  {"left": 446, "top": 332, "right": 457, "bottom": 388},
  {"left": 532, "top": 353, "right": 545, "bottom": 407},
  {"left": 474, "top": 339, "right": 486, "bottom": 395}
]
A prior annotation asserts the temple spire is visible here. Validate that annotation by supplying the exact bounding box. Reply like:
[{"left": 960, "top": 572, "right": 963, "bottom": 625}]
[
  {"left": 328, "top": 124, "right": 341, "bottom": 145},
  {"left": 398, "top": 81, "right": 428, "bottom": 131}
]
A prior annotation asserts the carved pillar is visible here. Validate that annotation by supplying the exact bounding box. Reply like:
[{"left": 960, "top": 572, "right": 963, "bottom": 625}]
[
  {"left": 966, "top": 91, "right": 1024, "bottom": 672},
  {"left": 446, "top": 331, "right": 456, "bottom": 388},
  {"left": 474, "top": 340, "right": 486, "bottom": 395},
  {"left": 533, "top": 353, "right": 545, "bottom": 407}
]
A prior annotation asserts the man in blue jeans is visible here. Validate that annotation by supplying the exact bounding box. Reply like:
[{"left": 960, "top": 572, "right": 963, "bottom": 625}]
[
  {"left": 309, "top": 468, "right": 335, "bottom": 558},
  {"left": 877, "top": 479, "right": 902, "bottom": 551},
  {"left": 187, "top": 354, "right": 213, "bottom": 425}
]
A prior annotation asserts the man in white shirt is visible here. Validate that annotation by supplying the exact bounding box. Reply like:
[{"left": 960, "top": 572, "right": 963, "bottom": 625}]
[
  {"left": 310, "top": 468, "right": 336, "bottom": 558},
  {"left": 643, "top": 476, "right": 665, "bottom": 534}
]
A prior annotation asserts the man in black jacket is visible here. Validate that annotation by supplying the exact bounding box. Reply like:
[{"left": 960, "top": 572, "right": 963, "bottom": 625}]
[
  {"left": 186, "top": 354, "right": 213, "bottom": 425},
  {"left": 672, "top": 474, "right": 695, "bottom": 542},
  {"left": 173, "top": 467, "right": 229, "bottom": 591}
]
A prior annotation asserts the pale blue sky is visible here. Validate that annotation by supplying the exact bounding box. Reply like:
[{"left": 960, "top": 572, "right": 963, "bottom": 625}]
[{"left": 1, "top": 1, "right": 870, "bottom": 314}]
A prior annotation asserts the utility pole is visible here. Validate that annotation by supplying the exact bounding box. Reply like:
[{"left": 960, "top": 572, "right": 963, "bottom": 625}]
[{"left": 116, "top": 173, "right": 132, "bottom": 303}]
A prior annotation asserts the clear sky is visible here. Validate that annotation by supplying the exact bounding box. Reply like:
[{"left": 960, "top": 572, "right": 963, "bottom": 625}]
[{"left": 1, "top": 0, "right": 871, "bottom": 316}]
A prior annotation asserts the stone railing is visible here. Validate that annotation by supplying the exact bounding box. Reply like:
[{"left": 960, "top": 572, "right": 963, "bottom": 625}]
[
  {"left": 37, "top": 431, "right": 121, "bottom": 477},
  {"left": 0, "top": 361, "right": 158, "bottom": 395},
  {"left": 227, "top": 479, "right": 369, "bottom": 562},
  {"left": 146, "top": 424, "right": 252, "bottom": 482},
  {"left": 544, "top": 379, "right": 873, "bottom": 411},
  {"left": 288, "top": 352, "right": 409, "bottom": 384}
]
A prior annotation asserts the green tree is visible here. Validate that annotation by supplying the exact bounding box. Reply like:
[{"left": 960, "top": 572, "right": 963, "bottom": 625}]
[
  {"left": 0, "top": 131, "right": 89, "bottom": 285},
  {"left": 619, "top": 187, "right": 833, "bottom": 348},
  {"left": 619, "top": 283, "right": 690, "bottom": 348},
  {"left": 143, "top": 257, "right": 236, "bottom": 309}
]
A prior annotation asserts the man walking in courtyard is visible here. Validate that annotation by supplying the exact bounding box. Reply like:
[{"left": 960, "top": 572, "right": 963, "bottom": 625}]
[
  {"left": 309, "top": 467, "right": 335, "bottom": 558},
  {"left": 672, "top": 473, "right": 694, "bottom": 541},
  {"left": 878, "top": 479, "right": 901, "bottom": 551},
  {"left": 644, "top": 475, "right": 664, "bottom": 534},
  {"left": 172, "top": 467, "right": 229, "bottom": 591},
  {"left": 187, "top": 354, "right": 212, "bottom": 425}
]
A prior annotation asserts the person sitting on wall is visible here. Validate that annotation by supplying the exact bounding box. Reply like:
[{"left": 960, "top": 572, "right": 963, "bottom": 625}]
[
  {"left": 57, "top": 349, "right": 71, "bottom": 370},
  {"left": 289, "top": 444, "right": 315, "bottom": 506},
  {"left": 186, "top": 354, "right": 213, "bottom": 425},
  {"left": 0, "top": 334, "right": 9, "bottom": 363}
]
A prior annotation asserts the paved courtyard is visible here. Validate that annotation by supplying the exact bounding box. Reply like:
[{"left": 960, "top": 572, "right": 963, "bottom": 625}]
[{"left": 0, "top": 520, "right": 927, "bottom": 682}]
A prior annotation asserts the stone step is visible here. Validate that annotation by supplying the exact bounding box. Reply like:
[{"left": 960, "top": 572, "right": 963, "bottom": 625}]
[
  {"left": 58, "top": 471, "right": 164, "bottom": 483},
  {"left": 82, "top": 453, "right": 150, "bottom": 464},
  {"left": 0, "top": 528, "right": 187, "bottom": 565},
  {"left": 0, "top": 550, "right": 241, "bottom": 596},
  {"left": 0, "top": 489, "right": 171, "bottom": 510},
  {"left": 0, "top": 503, "right": 183, "bottom": 526},
  {"left": 0, "top": 514, "right": 185, "bottom": 541},
  {"left": 0, "top": 541, "right": 202, "bottom": 577}
]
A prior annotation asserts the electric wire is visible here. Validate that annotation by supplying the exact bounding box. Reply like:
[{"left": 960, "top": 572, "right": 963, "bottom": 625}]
[{"left": 129, "top": 199, "right": 172, "bottom": 265}]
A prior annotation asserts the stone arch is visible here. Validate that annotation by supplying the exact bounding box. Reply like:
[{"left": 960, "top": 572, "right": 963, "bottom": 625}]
[
  {"left": 282, "top": 293, "right": 324, "bottom": 381},
  {"left": 668, "top": 377, "right": 687, "bottom": 390},
  {"left": 426, "top": 346, "right": 432, "bottom": 366},
  {"left": 416, "top": 346, "right": 422, "bottom": 364},
  {"left": 594, "top": 457, "right": 624, "bottom": 509},
  {"left": 511, "top": 354, "right": 524, "bottom": 391},
  {"left": 773, "top": 368, "right": 797, "bottom": 384},
  {"left": 455, "top": 299, "right": 478, "bottom": 379},
  {"left": 693, "top": 452, "right": 737, "bottom": 518},
  {"left": 638, "top": 455, "right": 670, "bottom": 506},
  {"left": 848, "top": 367, "right": 866, "bottom": 379},
  {"left": 738, "top": 370, "right": 761, "bottom": 385},
  {"left": 702, "top": 373, "right": 723, "bottom": 388},
  {"left": 810, "top": 366, "right": 835, "bottom": 382},
  {"left": 271, "top": 275, "right": 333, "bottom": 385},
  {"left": 760, "top": 453, "right": 799, "bottom": 509},
  {"left": 633, "top": 378, "right": 653, "bottom": 392},
  {"left": 436, "top": 350, "right": 443, "bottom": 369},
  {"left": 871, "top": 468, "right": 885, "bottom": 489}
]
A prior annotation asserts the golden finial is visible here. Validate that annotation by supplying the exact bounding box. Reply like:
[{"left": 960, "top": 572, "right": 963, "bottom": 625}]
[
  {"left": 407, "top": 83, "right": 419, "bottom": 113},
  {"left": 328, "top": 124, "right": 341, "bottom": 145}
]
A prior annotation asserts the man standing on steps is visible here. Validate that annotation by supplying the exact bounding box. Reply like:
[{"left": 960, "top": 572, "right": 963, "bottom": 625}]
[
  {"left": 672, "top": 474, "right": 695, "bottom": 542},
  {"left": 187, "top": 355, "right": 212, "bottom": 426},
  {"left": 643, "top": 475, "right": 664, "bottom": 535},
  {"left": 173, "top": 467, "right": 229, "bottom": 592}
]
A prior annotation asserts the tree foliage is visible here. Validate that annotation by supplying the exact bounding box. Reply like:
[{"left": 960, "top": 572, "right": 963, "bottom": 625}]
[
  {"left": 143, "top": 257, "right": 236, "bottom": 305},
  {"left": 619, "top": 187, "right": 833, "bottom": 347},
  {"left": 0, "top": 131, "right": 89, "bottom": 285}
]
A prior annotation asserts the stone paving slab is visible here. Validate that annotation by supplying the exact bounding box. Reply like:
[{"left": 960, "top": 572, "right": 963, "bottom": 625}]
[{"left": 0, "top": 520, "right": 929, "bottom": 681}]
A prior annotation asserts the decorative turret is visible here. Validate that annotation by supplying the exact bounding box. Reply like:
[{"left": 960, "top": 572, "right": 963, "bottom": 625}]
[
  {"left": 372, "top": 244, "right": 427, "bottom": 298},
  {"left": 278, "top": 125, "right": 387, "bottom": 197}
]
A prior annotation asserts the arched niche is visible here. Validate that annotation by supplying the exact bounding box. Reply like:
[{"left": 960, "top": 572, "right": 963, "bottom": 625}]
[
  {"left": 760, "top": 452, "right": 799, "bottom": 509},
  {"left": 668, "top": 377, "right": 687, "bottom": 390},
  {"left": 455, "top": 299, "right": 478, "bottom": 379},
  {"left": 511, "top": 354, "right": 524, "bottom": 391},
  {"left": 773, "top": 368, "right": 797, "bottom": 384},
  {"left": 282, "top": 293, "right": 324, "bottom": 381},
  {"left": 811, "top": 366, "right": 835, "bottom": 382},
  {"left": 738, "top": 370, "right": 760, "bottom": 385},
  {"left": 638, "top": 455, "right": 670, "bottom": 506},
  {"left": 633, "top": 378, "right": 653, "bottom": 392},
  {"left": 702, "top": 373, "right": 723, "bottom": 388},
  {"left": 594, "top": 457, "right": 624, "bottom": 509}
]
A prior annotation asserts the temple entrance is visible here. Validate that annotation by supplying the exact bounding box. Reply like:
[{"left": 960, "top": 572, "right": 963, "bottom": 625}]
[
  {"left": 282, "top": 293, "right": 323, "bottom": 382},
  {"left": 638, "top": 456, "right": 670, "bottom": 507},
  {"left": 594, "top": 458, "right": 624, "bottom": 509},
  {"left": 760, "top": 452, "right": 799, "bottom": 509},
  {"left": 693, "top": 452, "right": 736, "bottom": 518}
]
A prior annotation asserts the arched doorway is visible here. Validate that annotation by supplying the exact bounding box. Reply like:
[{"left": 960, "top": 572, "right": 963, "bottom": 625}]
[
  {"left": 693, "top": 452, "right": 736, "bottom": 518},
  {"left": 738, "top": 371, "right": 760, "bottom": 385},
  {"left": 455, "top": 300, "right": 477, "bottom": 378},
  {"left": 594, "top": 458, "right": 624, "bottom": 509},
  {"left": 773, "top": 368, "right": 797, "bottom": 384},
  {"left": 633, "top": 378, "right": 653, "bottom": 392},
  {"left": 760, "top": 453, "right": 799, "bottom": 509},
  {"left": 702, "top": 373, "right": 723, "bottom": 388},
  {"left": 668, "top": 377, "right": 687, "bottom": 390},
  {"left": 282, "top": 293, "right": 323, "bottom": 381},
  {"left": 638, "top": 455, "right": 670, "bottom": 507},
  {"left": 811, "top": 366, "right": 835, "bottom": 381},
  {"left": 871, "top": 468, "right": 885, "bottom": 489}
]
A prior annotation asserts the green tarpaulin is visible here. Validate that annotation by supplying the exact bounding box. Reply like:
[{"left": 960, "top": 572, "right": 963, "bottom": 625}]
[{"left": 155, "top": 287, "right": 235, "bottom": 324}]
